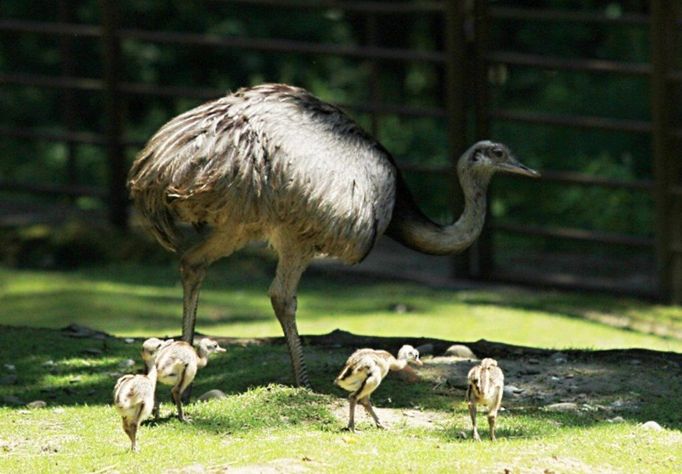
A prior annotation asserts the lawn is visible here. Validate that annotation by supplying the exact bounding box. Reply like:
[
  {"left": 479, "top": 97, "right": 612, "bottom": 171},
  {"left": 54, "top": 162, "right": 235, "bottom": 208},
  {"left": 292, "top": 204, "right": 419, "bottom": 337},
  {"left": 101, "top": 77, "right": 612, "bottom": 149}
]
[{"left": 1, "top": 257, "right": 682, "bottom": 473}]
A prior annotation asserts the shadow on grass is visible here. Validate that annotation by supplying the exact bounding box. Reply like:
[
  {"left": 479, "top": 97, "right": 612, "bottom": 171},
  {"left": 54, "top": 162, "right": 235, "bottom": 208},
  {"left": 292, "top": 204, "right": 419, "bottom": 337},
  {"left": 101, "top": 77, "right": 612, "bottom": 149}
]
[{"left": 2, "top": 326, "right": 681, "bottom": 439}]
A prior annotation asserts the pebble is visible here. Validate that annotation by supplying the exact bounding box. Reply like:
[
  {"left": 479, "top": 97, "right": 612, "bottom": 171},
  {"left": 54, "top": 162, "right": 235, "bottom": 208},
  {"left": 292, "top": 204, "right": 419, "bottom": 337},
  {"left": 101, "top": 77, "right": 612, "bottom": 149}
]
[
  {"left": 390, "top": 303, "right": 411, "bottom": 314},
  {"left": 641, "top": 421, "right": 663, "bottom": 431},
  {"left": 82, "top": 348, "right": 103, "bottom": 356},
  {"left": 53, "top": 408, "right": 65, "bottom": 414},
  {"left": 27, "top": 400, "right": 47, "bottom": 409},
  {"left": 3, "top": 364, "right": 16, "bottom": 372},
  {"left": 0, "top": 375, "right": 17, "bottom": 385},
  {"left": 415, "top": 343, "right": 434, "bottom": 356},
  {"left": 124, "top": 338, "right": 135, "bottom": 344},
  {"left": 198, "top": 389, "right": 227, "bottom": 402},
  {"left": 444, "top": 344, "right": 477, "bottom": 359},
  {"left": 606, "top": 416, "right": 625, "bottom": 423},
  {"left": 551, "top": 352, "right": 568, "bottom": 364},
  {"left": 504, "top": 385, "right": 523, "bottom": 396},
  {"left": 118, "top": 359, "right": 136, "bottom": 369},
  {"left": 42, "top": 360, "right": 56, "bottom": 368},
  {"left": 545, "top": 402, "right": 579, "bottom": 412},
  {"left": 527, "top": 358, "right": 540, "bottom": 365}
]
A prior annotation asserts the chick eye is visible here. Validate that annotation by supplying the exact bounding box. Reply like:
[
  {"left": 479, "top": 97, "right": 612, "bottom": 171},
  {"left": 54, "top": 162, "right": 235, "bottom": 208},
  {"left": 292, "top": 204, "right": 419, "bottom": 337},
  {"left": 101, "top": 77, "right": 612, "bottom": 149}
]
[{"left": 491, "top": 147, "right": 505, "bottom": 158}]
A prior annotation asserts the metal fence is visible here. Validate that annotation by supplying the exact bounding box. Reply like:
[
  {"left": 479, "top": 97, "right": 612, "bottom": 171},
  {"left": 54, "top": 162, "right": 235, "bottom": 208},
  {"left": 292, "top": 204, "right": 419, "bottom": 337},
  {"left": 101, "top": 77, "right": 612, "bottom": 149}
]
[{"left": 1, "top": 0, "right": 680, "bottom": 302}]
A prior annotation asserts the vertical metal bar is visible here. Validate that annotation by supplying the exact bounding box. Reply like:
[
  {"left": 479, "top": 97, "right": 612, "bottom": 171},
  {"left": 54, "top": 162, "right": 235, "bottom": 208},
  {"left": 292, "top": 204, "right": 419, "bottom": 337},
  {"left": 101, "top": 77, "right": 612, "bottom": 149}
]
[
  {"left": 650, "top": 0, "right": 673, "bottom": 301},
  {"left": 99, "top": 0, "right": 127, "bottom": 229},
  {"left": 470, "top": 0, "right": 493, "bottom": 278},
  {"left": 366, "top": 13, "right": 381, "bottom": 138},
  {"left": 58, "top": 0, "right": 78, "bottom": 192},
  {"left": 444, "top": 0, "right": 470, "bottom": 277}
]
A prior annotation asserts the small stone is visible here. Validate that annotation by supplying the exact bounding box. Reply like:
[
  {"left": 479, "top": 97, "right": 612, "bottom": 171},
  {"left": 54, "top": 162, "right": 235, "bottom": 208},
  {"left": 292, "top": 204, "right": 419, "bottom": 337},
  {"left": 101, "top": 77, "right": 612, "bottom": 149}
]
[
  {"left": 390, "top": 303, "right": 410, "bottom": 314},
  {"left": 630, "top": 359, "right": 642, "bottom": 365},
  {"left": 0, "top": 375, "right": 17, "bottom": 385},
  {"left": 527, "top": 358, "right": 540, "bottom": 365},
  {"left": 545, "top": 402, "right": 579, "bottom": 412},
  {"left": 444, "top": 344, "right": 477, "bottom": 359},
  {"left": 52, "top": 408, "right": 65, "bottom": 414},
  {"left": 1, "top": 395, "right": 25, "bottom": 406},
  {"left": 415, "top": 343, "right": 434, "bottom": 356},
  {"left": 520, "top": 368, "right": 541, "bottom": 376},
  {"left": 504, "top": 385, "right": 523, "bottom": 396},
  {"left": 550, "top": 376, "right": 561, "bottom": 382},
  {"left": 551, "top": 352, "right": 567, "bottom": 364},
  {"left": 606, "top": 416, "right": 625, "bottom": 423},
  {"left": 42, "top": 360, "right": 56, "bottom": 368},
  {"left": 118, "top": 359, "right": 135, "bottom": 369},
  {"left": 124, "top": 338, "right": 135, "bottom": 344},
  {"left": 81, "top": 348, "right": 103, "bottom": 356},
  {"left": 641, "top": 421, "right": 663, "bottom": 431},
  {"left": 3, "top": 364, "right": 16, "bottom": 372},
  {"left": 198, "top": 389, "right": 226, "bottom": 402},
  {"left": 27, "top": 400, "right": 47, "bottom": 409}
]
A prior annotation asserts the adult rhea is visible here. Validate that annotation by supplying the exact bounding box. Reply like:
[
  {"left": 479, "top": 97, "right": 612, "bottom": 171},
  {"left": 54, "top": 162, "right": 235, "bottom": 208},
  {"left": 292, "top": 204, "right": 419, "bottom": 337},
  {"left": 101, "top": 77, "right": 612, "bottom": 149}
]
[{"left": 128, "top": 83, "right": 539, "bottom": 387}]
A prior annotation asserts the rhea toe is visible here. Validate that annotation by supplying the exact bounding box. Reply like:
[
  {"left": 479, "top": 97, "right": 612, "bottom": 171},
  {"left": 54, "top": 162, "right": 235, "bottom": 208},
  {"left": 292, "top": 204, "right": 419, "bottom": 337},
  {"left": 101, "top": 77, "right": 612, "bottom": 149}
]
[{"left": 335, "top": 344, "right": 422, "bottom": 432}]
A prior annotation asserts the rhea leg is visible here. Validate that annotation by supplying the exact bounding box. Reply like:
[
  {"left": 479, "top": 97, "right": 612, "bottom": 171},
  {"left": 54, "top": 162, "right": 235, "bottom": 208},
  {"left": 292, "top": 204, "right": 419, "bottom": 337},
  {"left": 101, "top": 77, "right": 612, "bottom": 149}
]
[
  {"left": 269, "top": 249, "right": 313, "bottom": 388},
  {"left": 346, "top": 396, "right": 358, "bottom": 432},
  {"left": 468, "top": 401, "right": 480, "bottom": 441},
  {"left": 360, "top": 397, "right": 384, "bottom": 429},
  {"left": 488, "top": 389, "right": 503, "bottom": 441}
]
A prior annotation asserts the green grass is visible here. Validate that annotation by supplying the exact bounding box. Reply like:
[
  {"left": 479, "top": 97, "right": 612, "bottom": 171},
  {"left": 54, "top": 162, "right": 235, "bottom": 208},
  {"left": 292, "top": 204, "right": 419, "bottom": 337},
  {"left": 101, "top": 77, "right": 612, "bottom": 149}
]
[
  {"left": 1, "top": 258, "right": 681, "bottom": 352},
  {"left": 1, "top": 258, "right": 682, "bottom": 473}
]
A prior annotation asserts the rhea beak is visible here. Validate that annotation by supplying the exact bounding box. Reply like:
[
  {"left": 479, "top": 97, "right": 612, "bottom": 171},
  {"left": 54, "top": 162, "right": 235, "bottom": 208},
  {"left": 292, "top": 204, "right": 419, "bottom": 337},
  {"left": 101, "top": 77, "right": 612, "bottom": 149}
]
[{"left": 497, "top": 158, "right": 540, "bottom": 178}]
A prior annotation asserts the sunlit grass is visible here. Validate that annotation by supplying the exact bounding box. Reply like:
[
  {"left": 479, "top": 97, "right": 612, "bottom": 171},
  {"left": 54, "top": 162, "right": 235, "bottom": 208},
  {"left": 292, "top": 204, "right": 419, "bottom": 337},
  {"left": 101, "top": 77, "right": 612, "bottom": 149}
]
[{"left": 1, "top": 260, "right": 681, "bottom": 352}]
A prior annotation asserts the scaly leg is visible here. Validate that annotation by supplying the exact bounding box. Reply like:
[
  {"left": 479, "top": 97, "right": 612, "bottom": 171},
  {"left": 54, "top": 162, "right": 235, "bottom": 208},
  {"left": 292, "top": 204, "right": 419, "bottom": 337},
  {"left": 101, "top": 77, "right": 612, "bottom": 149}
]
[
  {"left": 269, "top": 249, "right": 312, "bottom": 388},
  {"left": 346, "top": 396, "right": 357, "bottom": 432},
  {"left": 488, "top": 414, "right": 497, "bottom": 441},
  {"left": 468, "top": 400, "right": 480, "bottom": 441},
  {"left": 360, "top": 397, "right": 385, "bottom": 429}
]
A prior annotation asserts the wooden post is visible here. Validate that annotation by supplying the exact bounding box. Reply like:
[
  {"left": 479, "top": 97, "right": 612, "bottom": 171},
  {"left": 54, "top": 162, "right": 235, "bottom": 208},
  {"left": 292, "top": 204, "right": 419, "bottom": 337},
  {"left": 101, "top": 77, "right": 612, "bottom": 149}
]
[
  {"left": 650, "top": 0, "right": 675, "bottom": 301},
  {"left": 444, "top": 0, "right": 470, "bottom": 278},
  {"left": 365, "top": 13, "right": 381, "bottom": 138},
  {"left": 470, "top": 0, "right": 493, "bottom": 278},
  {"left": 58, "top": 0, "right": 78, "bottom": 192},
  {"left": 100, "top": 0, "right": 127, "bottom": 229}
]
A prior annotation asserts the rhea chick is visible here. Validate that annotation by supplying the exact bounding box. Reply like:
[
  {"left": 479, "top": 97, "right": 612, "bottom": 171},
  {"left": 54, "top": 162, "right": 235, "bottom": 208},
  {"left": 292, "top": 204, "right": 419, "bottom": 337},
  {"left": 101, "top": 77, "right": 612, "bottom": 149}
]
[
  {"left": 466, "top": 357, "right": 504, "bottom": 441},
  {"left": 154, "top": 337, "right": 225, "bottom": 421},
  {"left": 113, "top": 353, "right": 158, "bottom": 451},
  {"left": 335, "top": 345, "right": 422, "bottom": 432}
]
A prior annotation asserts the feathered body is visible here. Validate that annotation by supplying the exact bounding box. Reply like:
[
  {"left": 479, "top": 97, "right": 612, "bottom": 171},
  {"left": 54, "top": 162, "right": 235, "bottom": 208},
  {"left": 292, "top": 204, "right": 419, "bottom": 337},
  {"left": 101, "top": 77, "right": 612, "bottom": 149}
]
[
  {"left": 466, "top": 357, "right": 504, "bottom": 441},
  {"left": 129, "top": 83, "right": 396, "bottom": 263},
  {"left": 113, "top": 363, "right": 157, "bottom": 451},
  {"left": 128, "top": 83, "right": 538, "bottom": 388},
  {"left": 335, "top": 345, "right": 421, "bottom": 431},
  {"left": 153, "top": 338, "right": 225, "bottom": 421}
]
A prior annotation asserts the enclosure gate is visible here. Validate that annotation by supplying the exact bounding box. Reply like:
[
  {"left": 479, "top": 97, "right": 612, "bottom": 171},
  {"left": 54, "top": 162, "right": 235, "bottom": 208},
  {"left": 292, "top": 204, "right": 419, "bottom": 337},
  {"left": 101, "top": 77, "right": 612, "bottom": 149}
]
[{"left": 1, "top": 0, "right": 681, "bottom": 302}]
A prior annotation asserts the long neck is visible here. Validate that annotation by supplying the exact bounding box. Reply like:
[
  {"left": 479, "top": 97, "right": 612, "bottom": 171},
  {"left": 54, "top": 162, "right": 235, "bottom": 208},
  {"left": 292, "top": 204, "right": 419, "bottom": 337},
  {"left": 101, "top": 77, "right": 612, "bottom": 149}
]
[
  {"left": 387, "top": 169, "right": 490, "bottom": 255},
  {"left": 145, "top": 360, "right": 158, "bottom": 387},
  {"left": 389, "top": 358, "right": 408, "bottom": 371},
  {"left": 196, "top": 348, "right": 209, "bottom": 369}
]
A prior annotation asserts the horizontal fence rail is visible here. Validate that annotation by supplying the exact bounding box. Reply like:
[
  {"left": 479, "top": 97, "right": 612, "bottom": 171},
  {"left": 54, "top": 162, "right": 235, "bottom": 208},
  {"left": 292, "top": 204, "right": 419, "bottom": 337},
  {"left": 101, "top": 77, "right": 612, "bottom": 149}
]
[{"left": 1, "top": 0, "right": 680, "bottom": 300}]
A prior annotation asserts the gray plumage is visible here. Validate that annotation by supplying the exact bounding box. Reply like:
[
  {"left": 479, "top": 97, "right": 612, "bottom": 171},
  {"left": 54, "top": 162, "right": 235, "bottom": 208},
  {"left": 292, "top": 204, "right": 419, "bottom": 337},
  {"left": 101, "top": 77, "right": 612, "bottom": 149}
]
[{"left": 128, "top": 83, "right": 539, "bottom": 388}]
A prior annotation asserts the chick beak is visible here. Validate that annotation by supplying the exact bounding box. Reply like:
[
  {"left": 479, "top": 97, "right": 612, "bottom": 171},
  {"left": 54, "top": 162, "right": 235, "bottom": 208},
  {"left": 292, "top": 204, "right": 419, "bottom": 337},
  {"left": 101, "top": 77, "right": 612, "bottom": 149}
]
[
  {"left": 413, "top": 358, "right": 424, "bottom": 367},
  {"left": 498, "top": 158, "right": 540, "bottom": 178},
  {"left": 215, "top": 346, "right": 226, "bottom": 353}
]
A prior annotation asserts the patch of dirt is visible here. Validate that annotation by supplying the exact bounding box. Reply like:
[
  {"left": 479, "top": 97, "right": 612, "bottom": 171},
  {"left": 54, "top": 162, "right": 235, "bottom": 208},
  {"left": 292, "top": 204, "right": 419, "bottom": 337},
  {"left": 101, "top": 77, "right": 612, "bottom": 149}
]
[{"left": 330, "top": 400, "right": 443, "bottom": 430}]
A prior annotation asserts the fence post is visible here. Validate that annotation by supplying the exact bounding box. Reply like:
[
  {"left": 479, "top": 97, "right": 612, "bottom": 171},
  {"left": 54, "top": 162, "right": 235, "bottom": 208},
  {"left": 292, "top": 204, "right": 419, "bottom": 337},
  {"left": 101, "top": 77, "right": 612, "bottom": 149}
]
[
  {"left": 470, "top": 0, "right": 493, "bottom": 278},
  {"left": 58, "top": 0, "right": 78, "bottom": 191},
  {"left": 650, "top": 0, "right": 676, "bottom": 302},
  {"left": 444, "top": 0, "right": 471, "bottom": 278},
  {"left": 99, "top": 0, "right": 127, "bottom": 229}
]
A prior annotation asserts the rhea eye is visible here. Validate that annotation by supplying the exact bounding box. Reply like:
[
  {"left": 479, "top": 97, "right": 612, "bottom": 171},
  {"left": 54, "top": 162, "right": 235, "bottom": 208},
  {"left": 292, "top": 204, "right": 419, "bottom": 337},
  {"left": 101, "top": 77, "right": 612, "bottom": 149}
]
[
  {"left": 491, "top": 147, "right": 505, "bottom": 158},
  {"left": 471, "top": 152, "right": 481, "bottom": 162}
]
